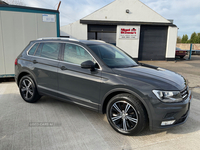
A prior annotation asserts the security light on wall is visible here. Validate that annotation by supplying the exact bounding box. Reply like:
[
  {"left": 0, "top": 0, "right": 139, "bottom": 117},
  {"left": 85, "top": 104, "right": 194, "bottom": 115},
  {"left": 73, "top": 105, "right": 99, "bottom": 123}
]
[{"left": 126, "top": 9, "right": 130, "bottom": 13}]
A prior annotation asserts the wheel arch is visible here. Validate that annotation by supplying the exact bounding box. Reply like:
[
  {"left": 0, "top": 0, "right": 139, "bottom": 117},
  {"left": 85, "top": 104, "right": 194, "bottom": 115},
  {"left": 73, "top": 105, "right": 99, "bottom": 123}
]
[
  {"left": 101, "top": 88, "right": 152, "bottom": 126},
  {"left": 17, "top": 70, "right": 36, "bottom": 86}
]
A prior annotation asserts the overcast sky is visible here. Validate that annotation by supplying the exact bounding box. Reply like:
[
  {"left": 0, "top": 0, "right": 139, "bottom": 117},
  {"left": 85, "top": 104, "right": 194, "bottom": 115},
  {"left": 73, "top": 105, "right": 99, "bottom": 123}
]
[{"left": 20, "top": 0, "right": 200, "bottom": 38}]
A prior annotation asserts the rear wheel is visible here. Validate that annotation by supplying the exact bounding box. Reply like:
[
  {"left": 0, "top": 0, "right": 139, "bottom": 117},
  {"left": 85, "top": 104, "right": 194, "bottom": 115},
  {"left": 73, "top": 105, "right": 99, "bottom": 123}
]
[
  {"left": 19, "top": 75, "right": 41, "bottom": 103},
  {"left": 106, "top": 93, "right": 147, "bottom": 135}
]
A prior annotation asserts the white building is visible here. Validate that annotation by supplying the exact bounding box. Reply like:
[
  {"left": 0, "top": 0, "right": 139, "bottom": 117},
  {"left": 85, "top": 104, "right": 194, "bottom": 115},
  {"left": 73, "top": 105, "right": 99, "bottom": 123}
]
[
  {"left": 0, "top": 4, "right": 60, "bottom": 77},
  {"left": 61, "top": 0, "right": 177, "bottom": 61}
]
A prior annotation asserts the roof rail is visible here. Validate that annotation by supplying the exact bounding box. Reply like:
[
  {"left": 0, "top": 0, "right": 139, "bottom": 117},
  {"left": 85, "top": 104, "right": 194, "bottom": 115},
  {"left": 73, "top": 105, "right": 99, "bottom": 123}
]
[
  {"left": 89, "top": 40, "right": 106, "bottom": 43},
  {"left": 37, "top": 37, "right": 79, "bottom": 42}
]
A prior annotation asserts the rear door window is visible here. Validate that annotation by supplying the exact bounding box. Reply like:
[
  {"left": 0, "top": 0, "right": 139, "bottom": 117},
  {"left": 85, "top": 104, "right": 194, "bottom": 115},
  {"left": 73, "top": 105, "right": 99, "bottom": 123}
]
[
  {"left": 40, "top": 43, "right": 61, "bottom": 60},
  {"left": 34, "top": 43, "right": 61, "bottom": 60}
]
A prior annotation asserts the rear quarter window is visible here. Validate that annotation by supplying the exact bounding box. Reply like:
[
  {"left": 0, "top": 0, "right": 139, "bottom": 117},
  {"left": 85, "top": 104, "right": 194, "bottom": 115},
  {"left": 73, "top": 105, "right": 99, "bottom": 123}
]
[{"left": 28, "top": 43, "right": 39, "bottom": 55}]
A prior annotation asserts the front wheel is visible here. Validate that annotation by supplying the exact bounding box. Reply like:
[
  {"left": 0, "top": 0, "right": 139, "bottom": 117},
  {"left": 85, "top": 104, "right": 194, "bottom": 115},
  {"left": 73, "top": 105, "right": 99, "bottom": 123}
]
[
  {"left": 106, "top": 94, "right": 147, "bottom": 135},
  {"left": 19, "top": 75, "right": 41, "bottom": 103}
]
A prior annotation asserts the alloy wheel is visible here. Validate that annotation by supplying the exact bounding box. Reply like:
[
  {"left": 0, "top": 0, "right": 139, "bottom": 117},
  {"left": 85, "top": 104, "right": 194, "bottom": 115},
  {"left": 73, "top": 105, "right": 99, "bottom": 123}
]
[
  {"left": 20, "top": 79, "right": 34, "bottom": 99},
  {"left": 110, "top": 101, "right": 138, "bottom": 131}
]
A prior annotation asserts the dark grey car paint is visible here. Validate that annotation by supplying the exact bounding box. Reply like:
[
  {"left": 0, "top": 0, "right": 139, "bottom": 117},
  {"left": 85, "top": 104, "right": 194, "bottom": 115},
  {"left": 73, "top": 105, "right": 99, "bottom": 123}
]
[
  {"left": 57, "top": 61, "right": 101, "bottom": 109},
  {"left": 112, "top": 66, "right": 186, "bottom": 90},
  {"left": 32, "top": 57, "right": 59, "bottom": 94},
  {"left": 15, "top": 39, "right": 191, "bottom": 130}
]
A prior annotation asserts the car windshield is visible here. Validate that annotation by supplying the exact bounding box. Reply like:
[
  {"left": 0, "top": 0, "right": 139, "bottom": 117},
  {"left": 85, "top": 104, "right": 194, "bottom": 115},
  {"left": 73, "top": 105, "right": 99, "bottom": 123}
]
[
  {"left": 176, "top": 47, "right": 182, "bottom": 50},
  {"left": 87, "top": 44, "right": 138, "bottom": 68}
]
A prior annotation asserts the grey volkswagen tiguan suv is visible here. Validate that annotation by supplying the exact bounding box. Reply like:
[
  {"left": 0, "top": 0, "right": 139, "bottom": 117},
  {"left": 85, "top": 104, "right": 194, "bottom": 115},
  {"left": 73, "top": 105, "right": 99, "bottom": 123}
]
[{"left": 15, "top": 38, "right": 192, "bottom": 135}]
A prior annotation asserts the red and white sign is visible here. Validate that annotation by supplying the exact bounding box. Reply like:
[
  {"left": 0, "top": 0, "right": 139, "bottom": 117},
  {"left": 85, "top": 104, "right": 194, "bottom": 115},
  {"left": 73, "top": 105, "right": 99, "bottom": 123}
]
[{"left": 119, "top": 27, "right": 139, "bottom": 39}]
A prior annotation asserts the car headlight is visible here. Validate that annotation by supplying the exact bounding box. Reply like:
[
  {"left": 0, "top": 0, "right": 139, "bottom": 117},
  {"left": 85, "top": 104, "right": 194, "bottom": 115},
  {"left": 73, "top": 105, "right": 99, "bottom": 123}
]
[{"left": 152, "top": 90, "right": 183, "bottom": 103}]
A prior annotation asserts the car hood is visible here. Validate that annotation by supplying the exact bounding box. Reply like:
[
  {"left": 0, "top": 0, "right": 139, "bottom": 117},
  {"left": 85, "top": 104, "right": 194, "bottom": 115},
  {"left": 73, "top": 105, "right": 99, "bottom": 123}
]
[{"left": 112, "top": 65, "right": 187, "bottom": 90}]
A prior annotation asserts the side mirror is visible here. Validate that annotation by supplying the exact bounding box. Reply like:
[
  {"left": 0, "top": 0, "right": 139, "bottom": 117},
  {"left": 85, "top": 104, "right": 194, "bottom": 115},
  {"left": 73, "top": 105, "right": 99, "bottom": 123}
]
[{"left": 81, "top": 60, "right": 95, "bottom": 71}]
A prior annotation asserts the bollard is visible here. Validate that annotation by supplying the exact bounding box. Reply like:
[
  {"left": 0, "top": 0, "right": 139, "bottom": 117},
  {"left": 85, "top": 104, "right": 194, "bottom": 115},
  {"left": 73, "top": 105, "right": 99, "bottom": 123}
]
[{"left": 189, "top": 43, "right": 192, "bottom": 60}]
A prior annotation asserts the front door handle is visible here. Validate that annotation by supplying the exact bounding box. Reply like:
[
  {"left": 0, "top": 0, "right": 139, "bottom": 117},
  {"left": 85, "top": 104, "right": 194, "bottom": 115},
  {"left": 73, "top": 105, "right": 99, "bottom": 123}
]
[
  {"left": 33, "top": 60, "right": 38, "bottom": 64},
  {"left": 60, "top": 66, "right": 68, "bottom": 70}
]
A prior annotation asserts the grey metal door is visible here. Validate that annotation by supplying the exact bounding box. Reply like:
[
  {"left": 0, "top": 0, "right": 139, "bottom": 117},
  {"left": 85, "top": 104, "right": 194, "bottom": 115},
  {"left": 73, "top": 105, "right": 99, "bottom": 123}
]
[
  {"left": 138, "top": 25, "right": 168, "bottom": 60},
  {"left": 88, "top": 25, "right": 117, "bottom": 45}
]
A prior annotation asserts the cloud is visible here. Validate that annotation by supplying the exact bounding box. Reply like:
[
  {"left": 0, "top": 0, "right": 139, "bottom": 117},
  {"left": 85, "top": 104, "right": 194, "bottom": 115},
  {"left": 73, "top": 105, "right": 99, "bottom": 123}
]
[
  {"left": 23, "top": 0, "right": 59, "bottom": 9},
  {"left": 140, "top": 0, "right": 200, "bottom": 37},
  {"left": 23, "top": 0, "right": 114, "bottom": 26},
  {"left": 59, "top": 0, "right": 113, "bottom": 25}
]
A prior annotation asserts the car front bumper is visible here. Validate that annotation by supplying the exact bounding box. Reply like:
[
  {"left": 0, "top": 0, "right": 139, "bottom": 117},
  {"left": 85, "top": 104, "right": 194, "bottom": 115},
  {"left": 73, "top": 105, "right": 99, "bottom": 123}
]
[{"left": 149, "top": 90, "right": 192, "bottom": 130}]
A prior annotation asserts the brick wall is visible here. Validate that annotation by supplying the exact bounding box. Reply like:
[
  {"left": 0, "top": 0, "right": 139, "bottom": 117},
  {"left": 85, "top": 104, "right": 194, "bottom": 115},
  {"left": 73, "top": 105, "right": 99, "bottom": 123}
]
[{"left": 176, "top": 44, "right": 200, "bottom": 50}]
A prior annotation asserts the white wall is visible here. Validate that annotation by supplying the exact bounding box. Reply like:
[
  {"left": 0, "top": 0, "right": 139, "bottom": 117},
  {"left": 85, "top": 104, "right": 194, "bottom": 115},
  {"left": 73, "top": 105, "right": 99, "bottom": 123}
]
[
  {"left": 0, "top": 11, "right": 57, "bottom": 75},
  {"left": 116, "top": 25, "right": 140, "bottom": 58},
  {"left": 165, "top": 26, "right": 178, "bottom": 58},
  {"left": 0, "top": 12, "right": 6, "bottom": 75},
  {"left": 82, "top": 0, "right": 170, "bottom": 23},
  {"left": 60, "top": 21, "right": 87, "bottom": 40}
]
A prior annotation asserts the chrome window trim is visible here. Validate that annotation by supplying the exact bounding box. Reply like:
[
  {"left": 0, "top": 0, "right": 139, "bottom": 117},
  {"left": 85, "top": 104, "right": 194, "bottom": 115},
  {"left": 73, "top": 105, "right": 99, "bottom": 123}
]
[
  {"left": 60, "top": 60, "right": 80, "bottom": 67},
  {"left": 26, "top": 41, "right": 102, "bottom": 70}
]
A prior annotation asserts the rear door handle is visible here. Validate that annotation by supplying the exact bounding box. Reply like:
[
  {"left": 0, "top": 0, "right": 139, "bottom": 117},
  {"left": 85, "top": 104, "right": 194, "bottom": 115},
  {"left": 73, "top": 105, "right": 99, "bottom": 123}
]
[
  {"left": 60, "top": 66, "right": 68, "bottom": 70},
  {"left": 33, "top": 60, "right": 38, "bottom": 64}
]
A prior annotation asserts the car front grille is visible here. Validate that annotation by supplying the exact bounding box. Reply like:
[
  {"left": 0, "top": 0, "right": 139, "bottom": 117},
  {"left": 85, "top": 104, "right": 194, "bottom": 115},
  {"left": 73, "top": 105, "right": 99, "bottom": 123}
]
[{"left": 180, "top": 86, "right": 189, "bottom": 101}]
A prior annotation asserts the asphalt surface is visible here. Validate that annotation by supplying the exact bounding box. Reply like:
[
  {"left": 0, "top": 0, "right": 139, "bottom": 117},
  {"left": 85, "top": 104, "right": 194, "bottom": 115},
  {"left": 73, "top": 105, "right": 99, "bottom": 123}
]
[{"left": 0, "top": 55, "right": 200, "bottom": 150}]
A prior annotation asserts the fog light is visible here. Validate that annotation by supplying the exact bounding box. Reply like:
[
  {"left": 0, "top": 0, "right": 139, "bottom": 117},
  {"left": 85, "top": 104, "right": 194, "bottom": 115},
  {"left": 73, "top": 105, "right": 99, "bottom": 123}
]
[{"left": 161, "top": 120, "right": 175, "bottom": 126}]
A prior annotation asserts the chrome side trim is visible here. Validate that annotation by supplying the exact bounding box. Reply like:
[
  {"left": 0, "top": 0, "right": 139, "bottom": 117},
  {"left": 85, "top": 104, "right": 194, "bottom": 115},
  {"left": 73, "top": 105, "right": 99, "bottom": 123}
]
[{"left": 38, "top": 85, "right": 99, "bottom": 105}]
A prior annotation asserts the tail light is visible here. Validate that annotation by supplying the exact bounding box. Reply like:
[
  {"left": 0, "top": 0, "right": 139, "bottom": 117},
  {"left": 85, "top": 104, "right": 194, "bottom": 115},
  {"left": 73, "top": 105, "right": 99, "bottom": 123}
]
[{"left": 15, "top": 58, "right": 18, "bottom": 65}]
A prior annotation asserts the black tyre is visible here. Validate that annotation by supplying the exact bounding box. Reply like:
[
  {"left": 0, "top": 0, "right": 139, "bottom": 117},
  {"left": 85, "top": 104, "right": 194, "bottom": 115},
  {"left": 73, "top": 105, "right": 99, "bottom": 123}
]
[
  {"left": 106, "top": 93, "right": 147, "bottom": 135},
  {"left": 19, "top": 75, "right": 41, "bottom": 103}
]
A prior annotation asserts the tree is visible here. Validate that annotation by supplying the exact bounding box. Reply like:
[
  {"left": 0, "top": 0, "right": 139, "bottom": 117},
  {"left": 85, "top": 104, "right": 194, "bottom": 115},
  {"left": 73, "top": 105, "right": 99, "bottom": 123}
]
[
  {"left": 181, "top": 34, "right": 188, "bottom": 43},
  {"left": 189, "top": 32, "right": 198, "bottom": 43},
  {"left": 197, "top": 33, "right": 200, "bottom": 43},
  {"left": 177, "top": 36, "right": 182, "bottom": 43}
]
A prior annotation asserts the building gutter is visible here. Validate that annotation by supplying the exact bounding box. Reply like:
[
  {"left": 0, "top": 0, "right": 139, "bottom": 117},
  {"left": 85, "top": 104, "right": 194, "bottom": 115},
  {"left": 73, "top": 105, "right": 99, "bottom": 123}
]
[{"left": 80, "top": 20, "right": 177, "bottom": 27}]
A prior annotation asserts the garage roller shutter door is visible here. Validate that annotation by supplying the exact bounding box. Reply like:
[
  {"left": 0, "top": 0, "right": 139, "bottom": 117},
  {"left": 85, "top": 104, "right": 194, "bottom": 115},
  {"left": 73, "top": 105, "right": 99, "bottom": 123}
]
[{"left": 138, "top": 25, "right": 168, "bottom": 60}]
